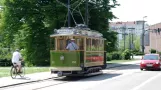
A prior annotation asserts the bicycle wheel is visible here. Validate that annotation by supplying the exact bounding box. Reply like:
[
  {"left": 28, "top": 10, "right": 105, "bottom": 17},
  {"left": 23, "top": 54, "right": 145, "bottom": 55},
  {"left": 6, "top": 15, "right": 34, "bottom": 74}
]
[
  {"left": 19, "top": 66, "right": 25, "bottom": 77},
  {"left": 10, "top": 66, "right": 17, "bottom": 79}
]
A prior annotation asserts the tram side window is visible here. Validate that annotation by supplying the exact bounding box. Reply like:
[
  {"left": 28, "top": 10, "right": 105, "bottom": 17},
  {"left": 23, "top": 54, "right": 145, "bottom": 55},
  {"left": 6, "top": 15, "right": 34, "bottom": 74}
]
[
  {"left": 75, "top": 38, "right": 84, "bottom": 50},
  {"left": 99, "top": 40, "right": 104, "bottom": 51},
  {"left": 50, "top": 38, "right": 55, "bottom": 50},
  {"left": 58, "top": 39, "right": 65, "bottom": 50},
  {"left": 57, "top": 36, "right": 67, "bottom": 50},
  {"left": 86, "top": 38, "right": 91, "bottom": 51},
  {"left": 92, "top": 39, "right": 99, "bottom": 51}
]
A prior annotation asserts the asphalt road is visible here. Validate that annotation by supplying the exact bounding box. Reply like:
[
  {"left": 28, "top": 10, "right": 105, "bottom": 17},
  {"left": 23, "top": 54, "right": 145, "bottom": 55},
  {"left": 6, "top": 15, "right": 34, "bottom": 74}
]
[{"left": 4, "top": 61, "right": 161, "bottom": 90}]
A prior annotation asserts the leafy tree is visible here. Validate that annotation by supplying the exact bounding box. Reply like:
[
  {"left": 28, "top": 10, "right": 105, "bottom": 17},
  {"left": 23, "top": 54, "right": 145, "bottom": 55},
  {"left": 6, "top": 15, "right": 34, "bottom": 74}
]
[{"left": 0, "top": 0, "right": 119, "bottom": 66}]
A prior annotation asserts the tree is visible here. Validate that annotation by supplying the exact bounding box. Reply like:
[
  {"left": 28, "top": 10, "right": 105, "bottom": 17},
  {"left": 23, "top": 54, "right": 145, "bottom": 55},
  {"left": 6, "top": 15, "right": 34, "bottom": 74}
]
[{"left": 0, "top": 0, "right": 119, "bottom": 66}]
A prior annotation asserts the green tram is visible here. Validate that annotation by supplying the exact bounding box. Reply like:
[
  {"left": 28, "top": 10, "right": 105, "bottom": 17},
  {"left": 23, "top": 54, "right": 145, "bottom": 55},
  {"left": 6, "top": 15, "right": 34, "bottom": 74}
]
[{"left": 50, "top": 25, "right": 106, "bottom": 77}]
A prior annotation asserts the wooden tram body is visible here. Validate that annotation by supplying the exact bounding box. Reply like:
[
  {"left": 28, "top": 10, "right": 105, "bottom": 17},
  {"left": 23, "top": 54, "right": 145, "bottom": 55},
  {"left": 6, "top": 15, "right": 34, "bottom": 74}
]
[{"left": 50, "top": 25, "right": 106, "bottom": 77}]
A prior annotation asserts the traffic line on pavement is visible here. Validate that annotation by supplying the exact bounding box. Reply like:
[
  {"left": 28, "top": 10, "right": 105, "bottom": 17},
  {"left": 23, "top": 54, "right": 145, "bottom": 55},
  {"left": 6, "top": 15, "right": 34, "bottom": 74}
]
[{"left": 131, "top": 72, "right": 161, "bottom": 90}]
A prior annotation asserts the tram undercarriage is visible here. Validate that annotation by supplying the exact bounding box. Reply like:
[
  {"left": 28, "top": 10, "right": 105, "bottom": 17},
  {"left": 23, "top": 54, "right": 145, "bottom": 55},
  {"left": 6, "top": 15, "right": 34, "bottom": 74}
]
[{"left": 51, "top": 66, "right": 105, "bottom": 77}]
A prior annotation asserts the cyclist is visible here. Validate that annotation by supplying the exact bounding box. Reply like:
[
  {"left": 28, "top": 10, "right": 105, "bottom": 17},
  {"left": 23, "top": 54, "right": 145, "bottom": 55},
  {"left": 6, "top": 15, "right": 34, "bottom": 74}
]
[{"left": 11, "top": 49, "right": 23, "bottom": 73}]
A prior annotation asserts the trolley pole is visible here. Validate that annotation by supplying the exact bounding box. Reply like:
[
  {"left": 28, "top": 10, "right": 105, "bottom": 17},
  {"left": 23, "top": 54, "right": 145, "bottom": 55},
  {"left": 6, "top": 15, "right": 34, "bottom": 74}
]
[
  {"left": 68, "top": 0, "right": 71, "bottom": 27},
  {"left": 85, "top": 0, "right": 89, "bottom": 27}
]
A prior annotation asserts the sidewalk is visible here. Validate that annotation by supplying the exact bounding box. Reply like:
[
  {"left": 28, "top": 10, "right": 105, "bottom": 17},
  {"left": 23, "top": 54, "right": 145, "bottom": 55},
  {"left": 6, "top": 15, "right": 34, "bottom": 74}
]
[
  {"left": 0, "top": 60, "right": 140, "bottom": 88},
  {"left": 0, "top": 72, "right": 56, "bottom": 88}
]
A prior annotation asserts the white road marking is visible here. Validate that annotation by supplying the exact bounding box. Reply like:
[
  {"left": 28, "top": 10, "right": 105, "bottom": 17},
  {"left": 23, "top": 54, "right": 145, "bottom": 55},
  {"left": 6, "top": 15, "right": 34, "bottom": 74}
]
[{"left": 131, "top": 72, "right": 161, "bottom": 90}]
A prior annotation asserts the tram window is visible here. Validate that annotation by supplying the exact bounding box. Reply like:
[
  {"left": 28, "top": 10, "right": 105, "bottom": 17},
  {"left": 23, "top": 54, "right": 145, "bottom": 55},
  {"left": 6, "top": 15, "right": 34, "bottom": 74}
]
[
  {"left": 75, "top": 38, "right": 84, "bottom": 50},
  {"left": 50, "top": 38, "right": 55, "bottom": 50},
  {"left": 99, "top": 40, "right": 104, "bottom": 51},
  {"left": 56, "top": 36, "right": 84, "bottom": 51},
  {"left": 58, "top": 39, "right": 65, "bottom": 50},
  {"left": 57, "top": 36, "right": 67, "bottom": 50},
  {"left": 92, "top": 39, "right": 99, "bottom": 51},
  {"left": 86, "top": 38, "right": 91, "bottom": 51},
  {"left": 96, "top": 39, "right": 99, "bottom": 51}
]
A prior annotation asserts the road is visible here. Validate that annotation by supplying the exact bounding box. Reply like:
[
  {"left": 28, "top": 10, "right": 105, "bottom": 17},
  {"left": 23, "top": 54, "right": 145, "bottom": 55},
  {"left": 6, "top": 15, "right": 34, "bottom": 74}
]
[{"left": 3, "top": 61, "right": 161, "bottom": 90}]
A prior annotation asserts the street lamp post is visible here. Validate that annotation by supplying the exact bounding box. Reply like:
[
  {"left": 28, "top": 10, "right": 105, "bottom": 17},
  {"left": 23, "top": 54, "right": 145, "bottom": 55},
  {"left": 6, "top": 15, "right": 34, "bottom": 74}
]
[{"left": 142, "top": 16, "right": 147, "bottom": 53}]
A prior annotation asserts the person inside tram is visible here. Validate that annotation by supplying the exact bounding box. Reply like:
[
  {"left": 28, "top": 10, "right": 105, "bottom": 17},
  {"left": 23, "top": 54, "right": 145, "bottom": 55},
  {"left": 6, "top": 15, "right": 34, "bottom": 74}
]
[{"left": 66, "top": 39, "right": 79, "bottom": 51}]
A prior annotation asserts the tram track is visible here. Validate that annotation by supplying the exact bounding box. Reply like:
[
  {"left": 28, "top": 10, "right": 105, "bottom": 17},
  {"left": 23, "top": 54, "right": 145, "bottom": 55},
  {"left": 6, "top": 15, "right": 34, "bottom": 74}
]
[
  {"left": 0, "top": 63, "right": 139, "bottom": 90},
  {"left": 0, "top": 76, "right": 85, "bottom": 90}
]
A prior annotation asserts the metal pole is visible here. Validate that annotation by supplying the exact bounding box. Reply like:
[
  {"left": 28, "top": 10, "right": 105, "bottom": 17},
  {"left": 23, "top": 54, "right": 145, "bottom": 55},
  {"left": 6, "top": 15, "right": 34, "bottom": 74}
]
[
  {"left": 68, "top": 0, "right": 71, "bottom": 27},
  {"left": 124, "top": 33, "right": 126, "bottom": 50},
  {"left": 142, "top": 16, "right": 147, "bottom": 53},
  {"left": 142, "top": 19, "right": 145, "bottom": 53},
  {"left": 150, "top": 31, "right": 151, "bottom": 53},
  {"left": 129, "top": 29, "right": 131, "bottom": 50},
  {"left": 156, "top": 31, "right": 157, "bottom": 53},
  {"left": 123, "top": 25, "right": 126, "bottom": 50},
  {"left": 132, "top": 30, "right": 134, "bottom": 49},
  {"left": 85, "top": 0, "right": 89, "bottom": 27}
]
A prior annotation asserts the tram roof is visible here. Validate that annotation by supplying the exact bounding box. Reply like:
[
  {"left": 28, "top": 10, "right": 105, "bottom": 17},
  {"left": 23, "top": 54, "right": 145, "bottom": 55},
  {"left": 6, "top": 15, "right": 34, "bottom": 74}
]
[{"left": 50, "top": 27, "right": 105, "bottom": 39}]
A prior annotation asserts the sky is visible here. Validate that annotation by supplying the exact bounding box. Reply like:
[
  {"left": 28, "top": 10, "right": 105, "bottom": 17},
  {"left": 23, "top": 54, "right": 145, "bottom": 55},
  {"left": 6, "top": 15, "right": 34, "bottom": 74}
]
[{"left": 111, "top": 0, "right": 161, "bottom": 25}]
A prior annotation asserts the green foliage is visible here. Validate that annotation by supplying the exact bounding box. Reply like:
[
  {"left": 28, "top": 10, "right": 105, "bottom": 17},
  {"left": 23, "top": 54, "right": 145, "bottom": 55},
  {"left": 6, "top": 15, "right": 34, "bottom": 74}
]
[
  {"left": 106, "top": 53, "right": 112, "bottom": 61},
  {"left": 119, "top": 34, "right": 140, "bottom": 51},
  {"left": 111, "top": 51, "right": 122, "bottom": 60},
  {"left": 88, "top": 0, "right": 119, "bottom": 52},
  {"left": 121, "top": 49, "right": 131, "bottom": 60},
  {"left": 131, "top": 49, "right": 144, "bottom": 55},
  {"left": 0, "top": 48, "right": 11, "bottom": 60},
  {"left": 150, "top": 49, "right": 157, "bottom": 53},
  {"left": 134, "top": 36, "right": 141, "bottom": 51},
  {"left": 0, "top": 0, "right": 119, "bottom": 66}
]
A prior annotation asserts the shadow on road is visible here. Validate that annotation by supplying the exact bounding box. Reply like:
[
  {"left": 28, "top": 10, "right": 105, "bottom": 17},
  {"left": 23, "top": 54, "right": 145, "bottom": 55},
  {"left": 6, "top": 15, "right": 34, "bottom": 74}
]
[
  {"left": 53, "top": 73, "right": 121, "bottom": 82},
  {"left": 53, "top": 63, "right": 140, "bottom": 81}
]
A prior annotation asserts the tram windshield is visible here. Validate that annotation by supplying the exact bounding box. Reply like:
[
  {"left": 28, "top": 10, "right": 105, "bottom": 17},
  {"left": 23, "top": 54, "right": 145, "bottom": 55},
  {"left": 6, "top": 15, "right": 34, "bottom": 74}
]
[{"left": 50, "top": 36, "right": 84, "bottom": 51}]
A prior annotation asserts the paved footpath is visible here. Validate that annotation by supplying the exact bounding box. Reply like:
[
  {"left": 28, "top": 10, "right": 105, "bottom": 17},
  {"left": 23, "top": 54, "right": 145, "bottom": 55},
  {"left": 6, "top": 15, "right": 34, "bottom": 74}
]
[
  {"left": 0, "top": 60, "right": 140, "bottom": 88},
  {"left": 0, "top": 72, "right": 56, "bottom": 88}
]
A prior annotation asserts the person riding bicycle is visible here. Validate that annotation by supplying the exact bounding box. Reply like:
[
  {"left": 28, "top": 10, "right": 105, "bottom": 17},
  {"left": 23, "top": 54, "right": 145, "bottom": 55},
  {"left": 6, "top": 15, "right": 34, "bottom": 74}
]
[{"left": 11, "top": 49, "right": 23, "bottom": 73}]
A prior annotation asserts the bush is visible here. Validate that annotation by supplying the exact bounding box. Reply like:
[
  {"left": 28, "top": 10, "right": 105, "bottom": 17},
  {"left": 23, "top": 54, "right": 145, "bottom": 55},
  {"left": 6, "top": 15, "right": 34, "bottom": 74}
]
[
  {"left": 121, "top": 49, "right": 131, "bottom": 60},
  {"left": 131, "top": 49, "right": 144, "bottom": 55},
  {"left": 150, "top": 49, "right": 157, "bottom": 53},
  {"left": 111, "top": 51, "right": 122, "bottom": 60},
  {"left": 0, "top": 59, "right": 12, "bottom": 66},
  {"left": 106, "top": 53, "right": 112, "bottom": 61}
]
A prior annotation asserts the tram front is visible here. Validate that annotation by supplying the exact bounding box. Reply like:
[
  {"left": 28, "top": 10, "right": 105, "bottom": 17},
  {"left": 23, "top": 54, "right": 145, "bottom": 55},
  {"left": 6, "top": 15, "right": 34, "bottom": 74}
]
[{"left": 50, "top": 27, "right": 85, "bottom": 77}]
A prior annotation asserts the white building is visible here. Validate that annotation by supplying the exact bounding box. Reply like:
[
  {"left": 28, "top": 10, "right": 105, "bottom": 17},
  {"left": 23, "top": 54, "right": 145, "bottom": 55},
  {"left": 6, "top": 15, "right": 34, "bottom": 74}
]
[{"left": 109, "top": 21, "right": 149, "bottom": 49}]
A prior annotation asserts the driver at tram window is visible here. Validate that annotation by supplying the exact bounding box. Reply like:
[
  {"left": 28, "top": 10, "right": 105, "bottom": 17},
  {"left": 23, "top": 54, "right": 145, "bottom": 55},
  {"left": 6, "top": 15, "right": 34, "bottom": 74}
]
[{"left": 66, "top": 39, "right": 79, "bottom": 51}]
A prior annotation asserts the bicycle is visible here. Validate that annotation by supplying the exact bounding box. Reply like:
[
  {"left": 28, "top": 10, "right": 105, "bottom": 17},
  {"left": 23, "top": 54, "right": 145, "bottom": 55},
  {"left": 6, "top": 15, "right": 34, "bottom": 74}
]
[{"left": 10, "top": 61, "right": 25, "bottom": 79}]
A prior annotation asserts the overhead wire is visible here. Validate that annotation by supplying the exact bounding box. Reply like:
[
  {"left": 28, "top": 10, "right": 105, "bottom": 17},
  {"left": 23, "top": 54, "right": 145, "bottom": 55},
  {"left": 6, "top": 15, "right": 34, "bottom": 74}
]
[{"left": 56, "top": 0, "right": 85, "bottom": 26}]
